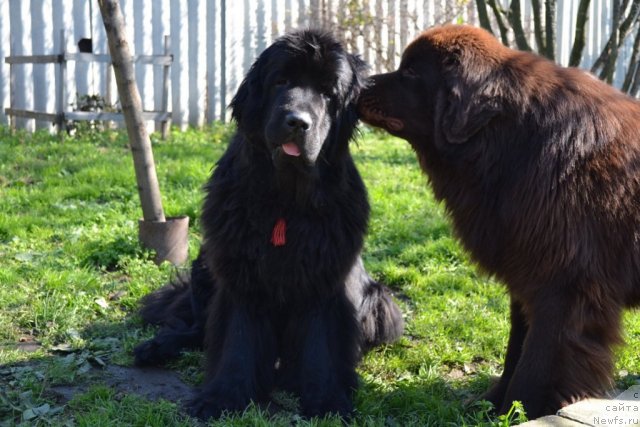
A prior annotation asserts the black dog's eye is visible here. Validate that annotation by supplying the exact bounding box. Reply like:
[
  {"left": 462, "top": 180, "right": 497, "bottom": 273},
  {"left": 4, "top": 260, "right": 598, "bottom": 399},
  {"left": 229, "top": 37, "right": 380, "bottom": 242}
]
[
  {"left": 319, "top": 85, "right": 336, "bottom": 102},
  {"left": 275, "top": 78, "right": 289, "bottom": 87}
]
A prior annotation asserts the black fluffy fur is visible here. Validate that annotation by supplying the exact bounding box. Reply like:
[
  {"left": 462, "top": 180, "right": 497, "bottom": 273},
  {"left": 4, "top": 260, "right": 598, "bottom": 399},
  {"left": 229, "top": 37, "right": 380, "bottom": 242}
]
[{"left": 134, "top": 30, "right": 403, "bottom": 420}]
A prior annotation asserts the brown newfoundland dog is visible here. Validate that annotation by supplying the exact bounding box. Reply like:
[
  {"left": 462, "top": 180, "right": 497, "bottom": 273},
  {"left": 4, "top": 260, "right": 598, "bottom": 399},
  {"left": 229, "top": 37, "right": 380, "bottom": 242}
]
[{"left": 358, "top": 24, "right": 640, "bottom": 418}]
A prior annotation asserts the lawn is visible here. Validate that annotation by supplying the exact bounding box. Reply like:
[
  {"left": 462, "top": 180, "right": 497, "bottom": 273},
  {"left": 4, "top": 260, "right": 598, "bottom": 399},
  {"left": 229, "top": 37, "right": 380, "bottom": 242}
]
[{"left": 0, "top": 124, "right": 638, "bottom": 426}]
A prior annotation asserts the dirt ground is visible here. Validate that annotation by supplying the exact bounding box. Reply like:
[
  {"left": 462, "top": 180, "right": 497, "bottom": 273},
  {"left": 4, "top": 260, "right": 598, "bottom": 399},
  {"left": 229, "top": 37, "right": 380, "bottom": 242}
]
[{"left": 50, "top": 364, "right": 192, "bottom": 404}]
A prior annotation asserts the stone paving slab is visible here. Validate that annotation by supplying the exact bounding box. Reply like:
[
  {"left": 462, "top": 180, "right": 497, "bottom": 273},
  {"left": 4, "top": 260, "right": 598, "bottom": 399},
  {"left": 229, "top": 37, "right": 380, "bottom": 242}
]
[
  {"left": 519, "top": 415, "right": 587, "bottom": 426},
  {"left": 521, "top": 386, "right": 640, "bottom": 427}
]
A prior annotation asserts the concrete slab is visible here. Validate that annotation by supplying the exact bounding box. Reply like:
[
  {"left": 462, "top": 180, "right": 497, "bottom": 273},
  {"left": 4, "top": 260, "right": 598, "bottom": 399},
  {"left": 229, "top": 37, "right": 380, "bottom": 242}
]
[
  {"left": 521, "top": 386, "right": 640, "bottom": 427},
  {"left": 519, "top": 415, "right": 588, "bottom": 426},
  {"left": 558, "top": 386, "right": 639, "bottom": 427}
]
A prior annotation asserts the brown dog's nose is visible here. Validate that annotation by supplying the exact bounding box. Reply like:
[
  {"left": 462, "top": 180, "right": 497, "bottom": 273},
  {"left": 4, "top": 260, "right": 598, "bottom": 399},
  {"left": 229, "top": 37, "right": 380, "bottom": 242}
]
[{"left": 286, "top": 112, "right": 311, "bottom": 131}]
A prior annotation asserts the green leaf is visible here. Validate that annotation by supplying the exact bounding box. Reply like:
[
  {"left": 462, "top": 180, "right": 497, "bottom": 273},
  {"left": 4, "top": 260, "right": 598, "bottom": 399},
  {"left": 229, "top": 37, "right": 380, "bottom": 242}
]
[{"left": 23, "top": 403, "right": 50, "bottom": 420}]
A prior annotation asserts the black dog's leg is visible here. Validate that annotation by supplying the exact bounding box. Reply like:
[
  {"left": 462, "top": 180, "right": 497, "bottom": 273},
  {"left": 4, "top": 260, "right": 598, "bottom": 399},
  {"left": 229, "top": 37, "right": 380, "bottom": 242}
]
[
  {"left": 293, "top": 294, "right": 360, "bottom": 419},
  {"left": 477, "top": 298, "right": 527, "bottom": 410},
  {"left": 190, "top": 294, "right": 277, "bottom": 420},
  {"left": 134, "top": 253, "right": 215, "bottom": 366},
  {"left": 188, "top": 252, "right": 216, "bottom": 324},
  {"left": 134, "top": 321, "right": 204, "bottom": 366}
]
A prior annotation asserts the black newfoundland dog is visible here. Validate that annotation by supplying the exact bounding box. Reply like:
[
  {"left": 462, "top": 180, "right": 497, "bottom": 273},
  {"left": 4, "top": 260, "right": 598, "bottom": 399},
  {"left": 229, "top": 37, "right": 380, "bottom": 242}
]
[
  {"left": 134, "top": 30, "right": 403, "bottom": 419},
  {"left": 358, "top": 25, "right": 640, "bottom": 418}
]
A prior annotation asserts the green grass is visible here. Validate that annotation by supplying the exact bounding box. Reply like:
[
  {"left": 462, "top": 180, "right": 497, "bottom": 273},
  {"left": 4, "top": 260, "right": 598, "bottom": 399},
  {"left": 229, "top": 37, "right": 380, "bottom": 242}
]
[{"left": 0, "top": 124, "right": 638, "bottom": 426}]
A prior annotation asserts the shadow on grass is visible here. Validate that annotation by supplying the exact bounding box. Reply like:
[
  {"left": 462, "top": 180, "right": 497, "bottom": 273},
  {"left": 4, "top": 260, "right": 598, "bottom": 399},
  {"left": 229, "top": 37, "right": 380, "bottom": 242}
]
[
  {"left": 0, "top": 321, "right": 503, "bottom": 427},
  {"left": 0, "top": 317, "right": 198, "bottom": 425}
]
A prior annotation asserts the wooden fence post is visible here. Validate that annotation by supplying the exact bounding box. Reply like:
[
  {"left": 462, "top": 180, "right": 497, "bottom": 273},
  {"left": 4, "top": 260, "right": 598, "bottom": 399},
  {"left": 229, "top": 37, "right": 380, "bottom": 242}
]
[
  {"left": 220, "top": 0, "right": 226, "bottom": 122},
  {"left": 160, "top": 34, "right": 171, "bottom": 139},
  {"left": 56, "top": 29, "right": 66, "bottom": 133},
  {"left": 9, "top": 38, "right": 15, "bottom": 133}
]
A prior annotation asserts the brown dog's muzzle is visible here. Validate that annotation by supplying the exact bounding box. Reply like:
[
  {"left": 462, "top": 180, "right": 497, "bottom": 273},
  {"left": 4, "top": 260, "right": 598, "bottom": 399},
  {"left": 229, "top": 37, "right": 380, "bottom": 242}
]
[{"left": 357, "top": 91, "right": 404, "bottom": 132}]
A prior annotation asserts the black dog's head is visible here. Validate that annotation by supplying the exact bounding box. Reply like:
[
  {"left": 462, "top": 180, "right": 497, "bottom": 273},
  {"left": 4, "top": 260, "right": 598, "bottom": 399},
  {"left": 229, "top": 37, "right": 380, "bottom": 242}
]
[{"left": 230, "top": 30, "right": 367, "bottom": 172}]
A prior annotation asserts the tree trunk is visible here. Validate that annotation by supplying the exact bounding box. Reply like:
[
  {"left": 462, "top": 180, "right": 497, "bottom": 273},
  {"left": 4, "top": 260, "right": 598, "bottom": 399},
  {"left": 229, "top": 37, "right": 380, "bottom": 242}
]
[
  {"left": 544, "top": 0, "right": 557, "bottom": 60},
  {"left": 631, "top": 59, "right": 640, "bottom": 95},
  {"left": 531, "top": 0, "right": 546, "bottom": 53},
  {"left": 97, "top": 0, "right": 165, "bottom": 222},
  {"left": 569, "top": 0, "right": 592, "bottom": 67},
  {"left": 476, "top": 0, "right": 494, "bottom": 35},
  {"left": 622, "top": 26, "right": 640, "bottom": 93},
  {"left": 605, "top": 0, "right": 640, "bottom": 82},
  {"left": 472, "top": 0, "right": 638, "bottom": 93},
  {"left": 509, "top": 0, "right": 532, "bottom": 51},
  {"left": 591, "top": 0, "right": 640, "bottom": 82},
  {"left": 487, "top": 0, "right": 511, "bottom": 46}
]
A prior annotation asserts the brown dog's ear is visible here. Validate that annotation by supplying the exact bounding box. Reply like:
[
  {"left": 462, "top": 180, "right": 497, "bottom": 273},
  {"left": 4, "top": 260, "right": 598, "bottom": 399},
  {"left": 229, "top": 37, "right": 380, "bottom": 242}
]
[{"left": 439, "top": 57, "right": 503, "bottom": 144}]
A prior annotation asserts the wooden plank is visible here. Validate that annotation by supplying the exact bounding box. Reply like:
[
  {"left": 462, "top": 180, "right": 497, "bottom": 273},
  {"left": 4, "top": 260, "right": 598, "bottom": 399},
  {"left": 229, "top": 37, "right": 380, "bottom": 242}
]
[
  {"left": 64, "top": 53, "right": 111, "bottom": 62},
  {"left": 56, "top": 30, "right": 66, "bottom": 132},
  {"left": 206, "top": 0, "right": 219, "bottom": 121},
  {"left": 4, "top": 55, "right": 62, "bottom": 64},
  {"left": 64, "top": 111, "right": 171, "bottom": 121},
  {"left": 5, "top": 53, "right": 171, "bottom": 66},
  {"left": 133, "top": 55, "right": 173, "bottom": 65},
  {"left": 56, "top": 0, "right": 75, "bottom": 114},
  {"left": 134, "top": 0, "right": 153, "bottom": 116},
  {"left": 170, "top": 1, "right": 189, "bottom": 127},
  {"left": 152, "top": 0, "right": 169, "bottom": 130},
  {"left": 11, "top": 0, "right": 34, "bottom": 132},
  {"left": 160, "top": 35, "right": 171, "bottom": 139},
  {"left": 62, "top": 53, "right": 172, "bottom": 65},
  {"left": 188, "top": 0, "right": 205, "bottom": 127},
  {"left": 9, "top": 1, "right": 35, "bottom": 132},
  {"left": 5, "top": 108, "right": 60, "bottom": 122},
  {"left": 220, "top": 0, "right": 227, "bottom": 122},
  {"left": 9, "top": 39, "right": 15, "bottom": 131},
  {"left": 31, "top": 0, "right": 55, "bottom": 131},
  {"left": 73, "top": 0, "right": 91, "bottom": 98},
  {"left": 0, "top": 0, "right": 8, "bottom": 125}
]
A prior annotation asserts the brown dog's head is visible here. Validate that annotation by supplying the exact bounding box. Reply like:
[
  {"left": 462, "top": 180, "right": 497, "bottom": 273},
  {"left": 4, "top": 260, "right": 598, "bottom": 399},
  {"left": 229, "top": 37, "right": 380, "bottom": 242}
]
[{"left": 359, "top": 25, "right": 522, "bottom": 146}]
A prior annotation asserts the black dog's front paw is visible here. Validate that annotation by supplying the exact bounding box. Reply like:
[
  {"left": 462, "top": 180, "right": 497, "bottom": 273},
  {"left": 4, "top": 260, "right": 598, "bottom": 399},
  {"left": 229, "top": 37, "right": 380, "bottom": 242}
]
[
  {"left": 301, "top": 389, "right": 353, "bottom": 420},
  {"left": 187, "top": 396, "right": 224, "bottom": 420},
  {"left": 133, "top": 339, "right": 166, "bottom": 366},
  {"left": 134, "top": 332, "right": 192, "bottom": 366},
  {"left": 188, "top": 386, "right": 253, "bottom": 420}
]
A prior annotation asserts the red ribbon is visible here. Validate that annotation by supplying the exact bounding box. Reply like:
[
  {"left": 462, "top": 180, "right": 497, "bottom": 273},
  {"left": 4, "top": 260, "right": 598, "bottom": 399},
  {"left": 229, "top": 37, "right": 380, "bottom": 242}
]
[{"left": 271, "top": 218, "right": 286, "bottom": 246}]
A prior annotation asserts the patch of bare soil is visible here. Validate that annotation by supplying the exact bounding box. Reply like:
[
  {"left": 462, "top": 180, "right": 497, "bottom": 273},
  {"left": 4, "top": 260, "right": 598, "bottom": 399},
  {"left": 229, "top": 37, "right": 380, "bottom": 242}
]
[{"left": 50, "top": 365, "right": 192, "bottom": 404}]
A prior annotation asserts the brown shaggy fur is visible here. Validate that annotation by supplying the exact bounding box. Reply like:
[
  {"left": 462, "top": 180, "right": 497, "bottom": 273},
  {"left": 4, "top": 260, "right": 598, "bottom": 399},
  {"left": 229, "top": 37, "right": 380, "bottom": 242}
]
[{"left": 358, "top": 24, "right": 640, "bottom": 419}]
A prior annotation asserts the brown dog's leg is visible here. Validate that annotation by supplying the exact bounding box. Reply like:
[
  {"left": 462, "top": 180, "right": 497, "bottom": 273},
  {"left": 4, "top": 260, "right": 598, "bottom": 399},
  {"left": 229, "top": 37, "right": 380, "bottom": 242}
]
[
  {"left": 499, "top": 288, "right": 621, "bottom": 418},
  {"left": 479, "top": 298, "right": 528, "bottom": 410}
]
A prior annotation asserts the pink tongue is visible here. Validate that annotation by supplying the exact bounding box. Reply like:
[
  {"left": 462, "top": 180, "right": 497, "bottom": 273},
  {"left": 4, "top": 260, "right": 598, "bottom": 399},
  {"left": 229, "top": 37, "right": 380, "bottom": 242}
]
[{"left": 282, "top": 143, "right": 301, "bottom": 157}]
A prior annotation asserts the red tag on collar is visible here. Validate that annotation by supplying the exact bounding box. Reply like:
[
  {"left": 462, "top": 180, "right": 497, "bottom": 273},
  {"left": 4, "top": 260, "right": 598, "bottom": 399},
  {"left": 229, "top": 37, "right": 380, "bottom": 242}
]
[{"left": 271, "top": 218, "right": 286, "bottom": 246}]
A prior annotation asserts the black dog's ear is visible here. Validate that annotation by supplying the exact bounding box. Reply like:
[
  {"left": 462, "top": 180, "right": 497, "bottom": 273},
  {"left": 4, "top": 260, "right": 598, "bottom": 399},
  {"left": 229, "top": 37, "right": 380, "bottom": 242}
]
[
  {"left": 229, "top": 76, "right": 250, "bottom": 124},
  {"left": 229, "top": 72, "right": 258, "bottom": 126},
  {"left": 439, "top": 54, "right": 503, "bottom": 144},
  {"left": 346, "top": 53, "right": 368, "bottom": 103},
  {"left": 333, "top": 53, "right": 368, "bottom": 148},
  {"left": 230, "top": 55, "right": 266, "bottom": 126}
]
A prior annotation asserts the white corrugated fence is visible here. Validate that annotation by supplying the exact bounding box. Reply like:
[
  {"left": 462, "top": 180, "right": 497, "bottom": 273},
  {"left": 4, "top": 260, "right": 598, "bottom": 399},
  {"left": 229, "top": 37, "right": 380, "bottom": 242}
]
[{"left": 0, "top": 0, "right": 637, "bottom": 131}]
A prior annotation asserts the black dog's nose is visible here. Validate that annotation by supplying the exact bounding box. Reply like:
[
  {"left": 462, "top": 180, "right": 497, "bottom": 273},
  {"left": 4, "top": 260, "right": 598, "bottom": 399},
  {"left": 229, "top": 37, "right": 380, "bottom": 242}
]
[{"left": 285, "top": 112, "right": 311, "bottom": 131}]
